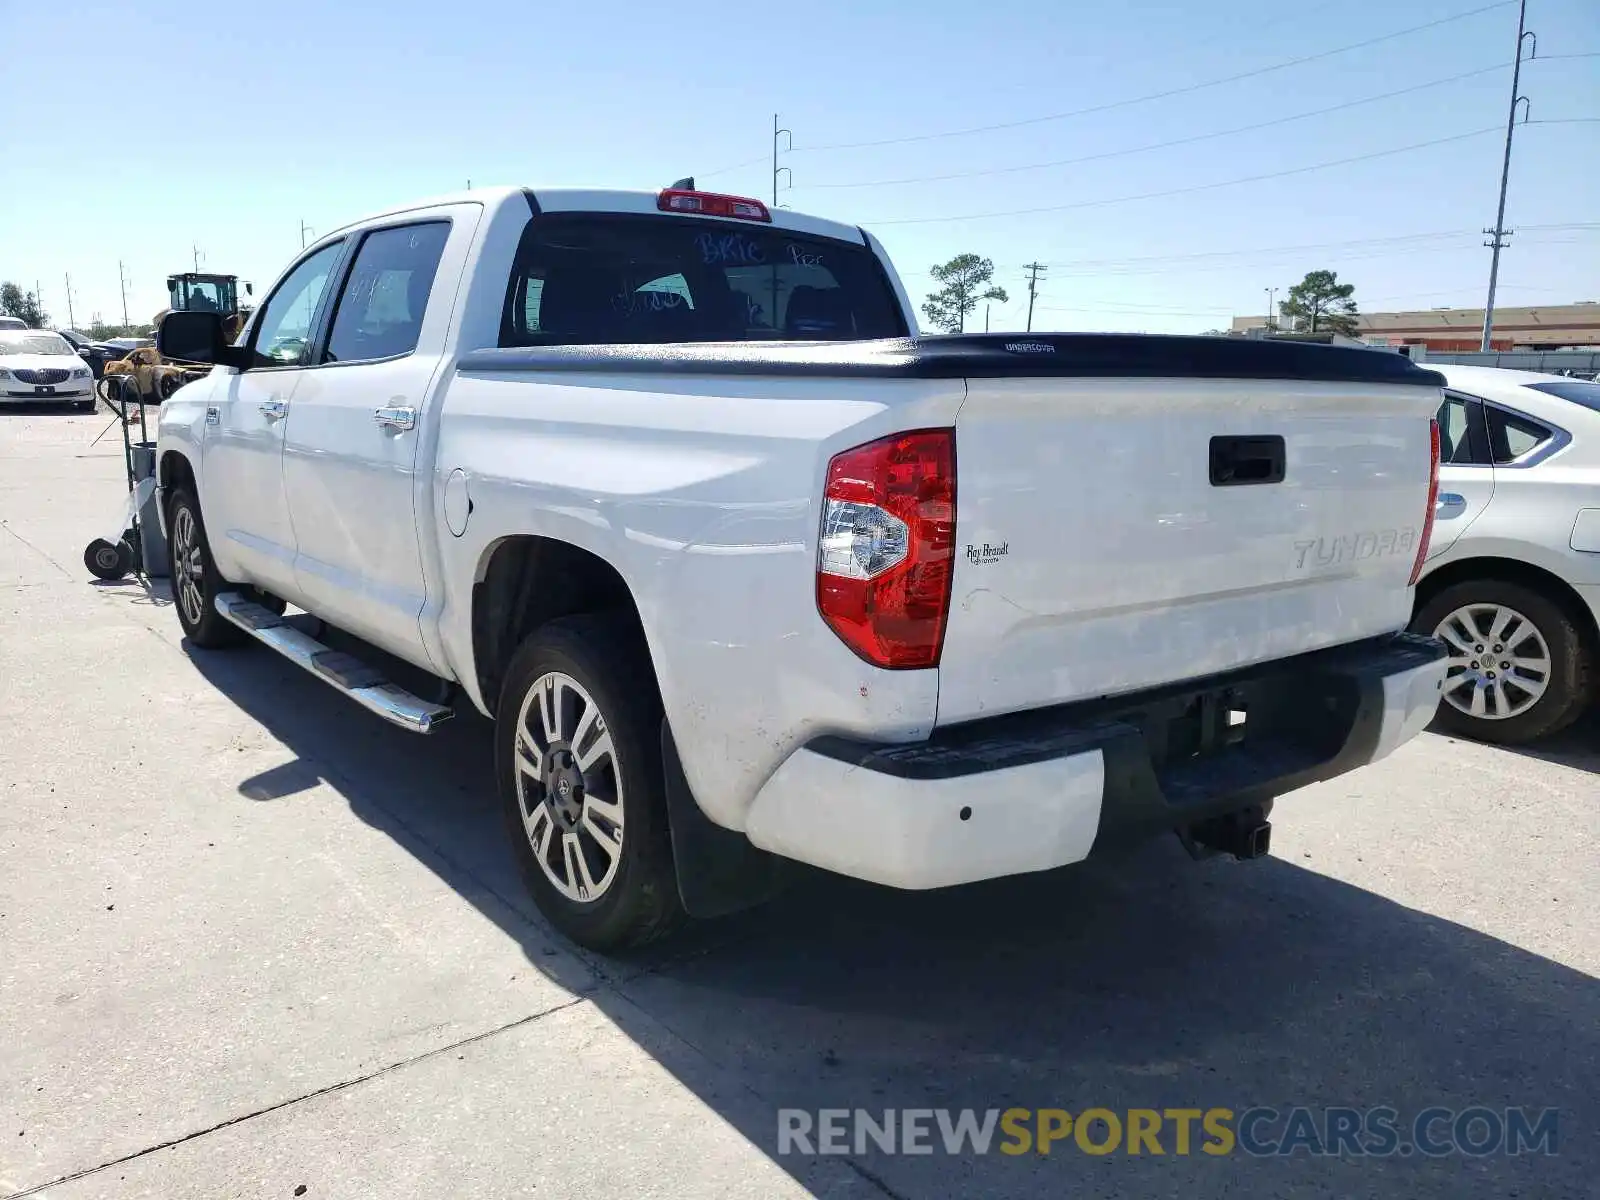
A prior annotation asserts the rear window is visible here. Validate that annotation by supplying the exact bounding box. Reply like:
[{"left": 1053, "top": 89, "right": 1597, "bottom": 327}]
[
  {"left": 500, "top": 214, "right": 906, "bottom": 346},
  {"left": 1527, "top": 380, "right": 1600, "bottom": 414}
]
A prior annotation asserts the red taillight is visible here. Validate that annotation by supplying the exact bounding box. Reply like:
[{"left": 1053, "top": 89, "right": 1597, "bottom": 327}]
[
  {"left": 1409, "top": 416, "right": 1441, "bottom": 586},
  {"left": 657, "top": 189, "right": 772, "bottom": 222},
  {"left": 816, "top": 430, "right": 956, "bottom": 669}
]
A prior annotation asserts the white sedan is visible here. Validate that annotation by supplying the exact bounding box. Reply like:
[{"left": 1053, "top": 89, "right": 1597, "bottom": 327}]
[
  {"left": 1412, "top": 365, "right": 1600, "bottom": 743},
  {"left": 0, "top": 329, "right": 98, "bottom": 411}
]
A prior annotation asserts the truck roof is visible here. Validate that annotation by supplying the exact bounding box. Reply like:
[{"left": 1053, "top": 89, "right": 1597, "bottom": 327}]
[{"left": 323, "top": 186, "right": 869, "bottom": 248}]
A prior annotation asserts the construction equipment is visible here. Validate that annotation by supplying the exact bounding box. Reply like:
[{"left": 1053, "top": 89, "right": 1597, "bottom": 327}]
[
  {"left": 99, "top": 273, "right": 253, "bottom": 406},
  {"left": 165, "top": 273, "right": 244, "bottom": 318}
]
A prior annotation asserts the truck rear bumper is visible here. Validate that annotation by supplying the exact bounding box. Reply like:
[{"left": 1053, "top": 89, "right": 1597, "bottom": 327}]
[{"left": 742, "top": 633, "right": 1447, "bottom": 889}]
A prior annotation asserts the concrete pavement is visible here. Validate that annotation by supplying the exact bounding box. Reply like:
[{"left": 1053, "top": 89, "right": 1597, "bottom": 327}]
[{"left": 1, "top": 406, "right": 1595, "bottom": 1198}]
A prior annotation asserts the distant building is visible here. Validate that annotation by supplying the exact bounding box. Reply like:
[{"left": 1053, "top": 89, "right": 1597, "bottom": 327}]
[{"left": 1231, "top": 302, "right": 1600, "bottom": 351}]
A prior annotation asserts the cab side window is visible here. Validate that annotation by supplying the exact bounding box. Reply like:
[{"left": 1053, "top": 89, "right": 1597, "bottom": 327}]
[
  {"left": 248, "top": 242, "right": 344, "bottom": 369},
  {"left": 324, "top": 222, "right": 450, "bottom": 364}
]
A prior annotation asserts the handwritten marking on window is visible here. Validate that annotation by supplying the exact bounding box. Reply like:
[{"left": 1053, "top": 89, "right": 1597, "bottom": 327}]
[{"left": 696, "top": 232, "right": 766, "bottom": 266}]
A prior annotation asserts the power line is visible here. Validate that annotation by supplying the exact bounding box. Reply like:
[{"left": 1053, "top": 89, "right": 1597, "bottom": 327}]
[
  {"left": 1041, "top": 229, "right": 1481, "bottom": 270},
  {"left": 794, "top": 0, "right": 1514, "bottom": 153},
  {"left": 1037, "top": 303, "right": 1239, "bottom": 318},
  {"left": 891, "top": 223, "right": 1595, "bottom": 281},
  {"left": 804, "top": 64, "right": 1507, "bottom": 189},
  {"left": 867, "top": 122, "right": 1594, "bottom": 227},
  {"left": 1053, "top": 240, "right": 1581, "bottom": 280},
  {"left": 698, "top": 154, "right": 770, "bottom": 181}
]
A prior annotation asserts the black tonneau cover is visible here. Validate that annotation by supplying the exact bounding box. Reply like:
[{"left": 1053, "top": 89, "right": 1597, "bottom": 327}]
[{"left": 459, "top": 333, "right": 1442, "bottom": 386}]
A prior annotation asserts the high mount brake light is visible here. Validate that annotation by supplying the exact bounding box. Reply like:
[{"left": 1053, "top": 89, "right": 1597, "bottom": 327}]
[
  {"left": 657, "top": 189, "right": 772, "bottom": 222},
  {"left": 1409, "top": 416, "right": 1440, "bottom": 587},
  {"left": 816, "top": 430, "right": 956, "bottom": 669}
]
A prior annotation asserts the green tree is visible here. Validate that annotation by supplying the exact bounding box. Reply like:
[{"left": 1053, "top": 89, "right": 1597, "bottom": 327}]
[
  {"left": 922, "top": 254, "right": 1008, "bottom": 334},
  {"left": 87, "top": 321, "right": 154, "bottom": 340},
  {"left": 1280, "top": 270, "right": 1359, "bottom": 337},
  {"left": 0, "top": 282, "right": 49, "bottom": 328}
]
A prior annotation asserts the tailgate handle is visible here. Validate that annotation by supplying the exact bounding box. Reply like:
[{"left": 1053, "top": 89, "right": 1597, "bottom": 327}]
[{"left": 1210, "top": 435, "right": 1285, "bottom": 486}]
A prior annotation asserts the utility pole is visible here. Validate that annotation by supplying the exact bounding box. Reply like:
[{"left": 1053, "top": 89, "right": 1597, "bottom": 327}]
[
  {"left": 1022, "top": 262, "right": 1048, "bottom": 333},
  {"left": 193, "top": 244, "right": 202, "bottom": 272},
  {"left": 118, "top": 261, "right": 130, "bottom": 327},
  {"left": 300, "top": 220, "right": 314, "bottom": 249},
  {"left": 64, "top": 273, "right": 76, "bottom": 330},
  {"left": 985, "top": 304, "right": 990, "bottom": 333},
  {"left": 1264, "top": 287, "right": 1277, "bottom": 332},
  {"left": 36, "top": 280, "right": 43, "bottom": 323},
  {"left": 1481, "top": 0, "right": 1535, "bottom": 352},
  {"left": 772, "top": 113, "right": 792, "bottom": 207}
]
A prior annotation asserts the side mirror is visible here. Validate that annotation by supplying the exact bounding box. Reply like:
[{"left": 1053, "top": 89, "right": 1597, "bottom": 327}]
[
  {"left": 78, "top": 348, "right": 93, "bottom": 359},
  {"left": 157, "top": 309, "right": 243, "bottom": 367}
]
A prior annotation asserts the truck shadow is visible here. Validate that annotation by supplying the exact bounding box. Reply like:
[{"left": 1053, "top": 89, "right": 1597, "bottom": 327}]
[{"left": 182, "top": 642, "right": 1596, "bottom": 1199}]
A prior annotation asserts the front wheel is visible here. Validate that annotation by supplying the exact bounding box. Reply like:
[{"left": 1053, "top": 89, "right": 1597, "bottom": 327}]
[
  {"left": 1414, "top": 579, "right": 1594, "bottom": 744},
  {"left": 495, "top": 613, "right": 682, "bottom": 951},
  {"left": 166, "top": 486, "right": 246, "bottom": 648}
]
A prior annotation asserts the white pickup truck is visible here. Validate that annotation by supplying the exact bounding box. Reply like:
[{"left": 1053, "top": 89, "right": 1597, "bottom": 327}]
[{"left": 155, "top": 184, "right": 1449, "bottom": 950}]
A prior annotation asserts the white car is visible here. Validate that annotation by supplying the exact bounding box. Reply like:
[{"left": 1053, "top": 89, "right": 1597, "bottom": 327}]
[
  {"left": 0, "top": 315, "right": 30, "bottom": 330},
  {"left": 0, "top": 329, "right": 98, "bottom": 410},
  {"left": 1412, "top": 365, "right": 1600, "bottom": 742}
]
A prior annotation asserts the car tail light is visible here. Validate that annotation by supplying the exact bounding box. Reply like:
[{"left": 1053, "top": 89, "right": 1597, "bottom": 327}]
[
  {"left": 816, "top": 430, "right": 956, "bottom": 669},
  {"left": 1409, "top": 416, "right": 1440, "bottom": 586},
  {"left": 657, "top": 189, "right": 772, "bottom": 222}
]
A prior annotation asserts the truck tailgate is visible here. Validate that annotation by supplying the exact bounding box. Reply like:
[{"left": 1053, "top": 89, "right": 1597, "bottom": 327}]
[{"left": 936, "top": 375, "right": 1439, "bottom": 725}]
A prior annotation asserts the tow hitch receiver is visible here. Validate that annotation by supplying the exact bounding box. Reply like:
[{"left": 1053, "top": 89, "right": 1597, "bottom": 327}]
[{"left": 1183, "top": 805, "right": 1273, "bottom": 861}]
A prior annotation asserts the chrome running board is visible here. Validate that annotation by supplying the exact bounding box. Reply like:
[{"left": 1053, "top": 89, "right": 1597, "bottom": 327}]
[{"left": 214, "top": 592, "right": 453, "bottom": 733}]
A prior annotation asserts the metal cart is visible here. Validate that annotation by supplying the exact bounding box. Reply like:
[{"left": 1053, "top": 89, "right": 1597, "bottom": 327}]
[{"left": 83, "top": 376, "right": 169, "bottom": 582}]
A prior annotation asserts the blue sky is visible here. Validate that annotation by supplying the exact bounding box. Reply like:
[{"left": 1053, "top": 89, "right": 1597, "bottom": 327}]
[{"left": 2, "top": 0, "right": 1595, "bottom": 333}]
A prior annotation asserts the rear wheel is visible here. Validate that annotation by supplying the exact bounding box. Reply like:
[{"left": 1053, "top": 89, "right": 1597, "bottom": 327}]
[
  {"left": 1414, "top": 579, "right": 1593, "bottom": 744},
  {"left": 495, "top": 613, "right": 682, "bottom": 951},
  {"left": 166, "top": 487, "right": 245, "bottom": 648}
]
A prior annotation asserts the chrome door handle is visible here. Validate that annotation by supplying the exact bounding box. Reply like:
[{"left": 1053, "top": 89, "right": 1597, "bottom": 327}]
[
  {"left": 1435, "top": 492, "right": 1467, "bottom": 518},
  {"left": 258, "top": 400, "right": 288, "bottom": 421},
  {"left": 374, "top": 405, "right": 416, "bottom": 431}
]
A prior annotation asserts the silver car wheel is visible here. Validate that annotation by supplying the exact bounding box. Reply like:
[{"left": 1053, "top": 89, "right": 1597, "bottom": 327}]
[
  {"left": 512, "top": 671, "right": 624, "bottom": 903},
  {"left": 171, "top": 505, "right": 206, "bottom": 629},
  {"left": 1433, "top": 602, "right": 1552, "bottom": 721}
]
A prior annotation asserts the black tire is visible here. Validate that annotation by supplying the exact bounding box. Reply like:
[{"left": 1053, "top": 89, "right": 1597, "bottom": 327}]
[
  {"left": 84, "top": 538, "right": 131, "bottom": 581},
  {"left": 1413, "top": 578, "right": 1594, "bottom": 744},
  {"left": 165, "top": 486, "right": 246, "bottom": 648},
  {"left": 495, "top": 612, "right": 683, "bottom": 951},
  {"left": 76, "top": 396, "right": 96, "bottom": 413}
]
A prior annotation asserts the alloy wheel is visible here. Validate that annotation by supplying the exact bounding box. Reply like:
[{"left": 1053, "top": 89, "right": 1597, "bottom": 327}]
[
  {"left": 171, "top": 505, "right": 206, "bottom": 629},
  {"left": 1433, "top": 602, "right": 1551, "bottom": 721},
  {"left": 512, "top": 671, "right": 625, "bottom": 903}
]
